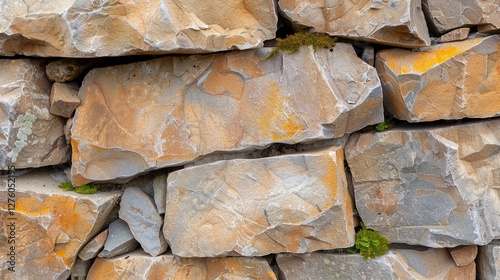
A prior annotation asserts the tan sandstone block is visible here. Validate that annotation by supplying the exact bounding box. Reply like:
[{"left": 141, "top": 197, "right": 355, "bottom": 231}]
[{"left": 49, "top": 82, "right": 80, "bottom": 118}]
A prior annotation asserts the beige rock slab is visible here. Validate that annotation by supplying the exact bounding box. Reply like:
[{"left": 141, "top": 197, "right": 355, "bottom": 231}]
[
  {"left": 45, "top": 59, "right": 93, "bottom": 82},
  {"left": 78, "top": 229, "right": 108, "bottom": 261},
  {"left": 279, "top": 0, "right": 430, "bottom": 48},
  {"left": 376, "top": 35, "right": 500, "bottom": 122},
  {"left": 436, "top": 28, "right": 470, "bottom": 43},
  {"left": 0, "top": 59, "right": 70, "bottom": 169},
  {"left": 71, "top": 45, "right": 383, "bottom": 185},
  {"left": 164, "top": 146, "right": 355, "bottom": 257},
  {"left": 422, "top": 0, "right": 500, "bottom": 34},
  {"left": 0, "top": 169, "right": 121, "bottom": 280},
  {"left": 87, "top": 249, "right": 277, "bottom": 280},
  {"left": 49, "top": 82, "right": 80, "bottom": 118},
  {"left": 0, "top": 0, "right": 277, "bottom": 57},
  {"left": 448, "top": 245, "right": 478, "bottom": 267},
  {"left": 277, "top": 249, "right": 475, "bottom": 280},
  {"left": 345, "top": 118, "right": 500, "bottom": 247}
]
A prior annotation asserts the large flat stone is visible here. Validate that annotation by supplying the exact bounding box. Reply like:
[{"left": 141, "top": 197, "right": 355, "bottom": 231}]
[
  {"left": 0, "top": 0, "right": 277, "bottom": 57},
  {"left": 478, "top": 240, "right": 500, "bottom": 280},
  {"left": 345, "top": 118, "right": 500, "bottom": 247},
  {"left": 376, "top": 35, "right": 500, "bottom": 122},
  {"left": 71, "top": 44, "right": 383, "bottom": 185},
  {"left": 277, "top": 249, "right": 475, "bottom": 279},
  {"left": 88, "top": 249, "right": 276, "bottom": 279},
  {"left": 279, "top": 0, "right": 430, "bottom": 48},
  {"left": 0, "top": 59, "right": 70, "bottom": 169},
  {"left": 422, "top": 0, "right": 500, "bottom": 34},
  {"left": 0, "top": 169, "right": 120, "bottom": 280},
  {"left": 163, "top": 146, "right": 355, "bottom": 257}
]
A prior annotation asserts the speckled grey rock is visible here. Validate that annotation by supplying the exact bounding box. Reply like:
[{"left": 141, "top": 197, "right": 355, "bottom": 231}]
[
  {"left": 98, "top": 219, "right": 139, "bottom": 258},
  {"left": 119, "top": 187, "right": 168, "bottom": 257},
  {"left": 478, "top": 240, "right": 500, "bottom": 280}
]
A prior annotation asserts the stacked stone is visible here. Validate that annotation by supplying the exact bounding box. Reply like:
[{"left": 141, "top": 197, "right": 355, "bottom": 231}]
[{"left": 0, "top": 0, "right": 499, "bottom": 279}]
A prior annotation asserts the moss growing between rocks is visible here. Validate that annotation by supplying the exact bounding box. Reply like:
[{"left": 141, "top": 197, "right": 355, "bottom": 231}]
[
  {"left": 59, "top": 182, "right": 100, "bottom": 194},
  {"left": 375, "top": 116, "right": 395, "bottom": 132},
  {"left": 263, "top": 32, "right": 337, "bottom": 60},
  {"left": 347, "top": 222, "right": 390, "bottom": 259}
]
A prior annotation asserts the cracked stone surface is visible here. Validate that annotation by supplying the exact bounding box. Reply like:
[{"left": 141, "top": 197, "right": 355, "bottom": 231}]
[
  {"left": 119, "top": 187, "right": 168, "bottom": 257},
  {"left": 70, "top": 44, "right": 383, "bottom": 185},
  {"left": 478, "top": 240, "right": 500, "bottom": 280},
  {"left": 345, "top": 118, "right": 500, "bottom": 247},
  {"left": 376, "top": 35, "right": 500, "bottom": 122},
  {"left": 277, "top": 249, "right": 475, "bottom": 280},
  {"left": 278, "top": 0, "right": 430, "bottom": 48},
  {"left": 422, "top": 0, "right": 500, "bottom": 34},
  {"left": 163, "top": 146, "right": 355, "bottom": 257},
  {"left": 0, "top": 0, "right": 277, "bottom": 57},
  {"left": 0, "top": 59, "right": 70, "bottom": 169},
  {"left": 88, "top": 249, "right": 276, "bottom": 279},
  {"left": 0, "top": 169, "right": 120, "bottom": 280}
]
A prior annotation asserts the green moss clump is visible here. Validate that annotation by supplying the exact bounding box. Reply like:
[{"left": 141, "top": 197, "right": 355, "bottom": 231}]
[
  {"left": 375, "top": 117, "right": 394, "bottom": 132},
  {"left": 58, "top": 182, "right": 100, "bottom": 194},
  {"left": 263, "top": 32, "right": 337, "bottom": 60},
  {"left": 347, "top": 222, "right": 390, "bottom": 259}
]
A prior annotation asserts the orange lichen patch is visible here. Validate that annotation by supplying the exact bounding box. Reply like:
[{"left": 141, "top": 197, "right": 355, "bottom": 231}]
[
  {"left": 257, "top": 81, "right": 305, "bottom": 141},
  {"left": 319, "top": 151, "right": 341, "bottom": 202},
  {"left": 383, "top": 38, "right": 484, "bottom": 74}
]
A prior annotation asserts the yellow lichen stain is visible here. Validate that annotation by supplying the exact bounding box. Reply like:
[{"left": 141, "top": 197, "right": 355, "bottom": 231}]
[
  {"left": 320, "top": 151, "right": 340, "bottom": 203},
  {"left": 385, "top": 38, "right": 484, "bottom": 74},
  {"left": 258, "top": 81, "right": 305, "bottom": 141}
]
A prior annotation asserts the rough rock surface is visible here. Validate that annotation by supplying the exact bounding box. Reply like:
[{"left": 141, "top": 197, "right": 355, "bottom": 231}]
[
  {"left": 88, "top": 249, "right": 276, "bottom": 279},
  {"left": 345, "top": 118, "right": 500, "bottom": 247},
  {"left": 45, "top": 59, "right": 93, "bottom": 82},
  {"left": 376, "top": 35, "right": 500, "bottom": 122},
  {"left": 98, "top": 219, "right": 139, "bottom": 259},
  {"left": 478, "top": 240, "right": 500, "bottom": 280},
  {"left": 448, "top": 245, "right": 477, "bottom": 267},
  {"left": 152, "top": 174, "right": 168, "bottom": 214},
  {"left": 436, "top": 28, "right": 470, "bottom": 43},
  {"left": 422, "top": 0, "right": 500, "bottom": 34},
  {"left": 164, "top": 146, "right": 355, "bottom": 257},
  {"left": 78, "top": 229, "right": 108, "bottom": 261},
  {"left": 119, "top": 187, "right": 168, "bottom": 257},
  {"left": 0, "top": 169, "right": 120, "bottom": 280},
  {"left": 71, "top": 44, "right": 383, "bottom": 185},
  {"left": 279, "top": 0, "right": 430, "bottom": 48},
  {"left": 277, "top": 249, "right": 475, "bottom": 280},
  {"left": 0, "top": 0, "right": 277, "bottom": 57},
  {"left": 71, "top": 258, "right": 93, "bottom": 280},
  {"left": 0, "top": 59, "right": 70, "bottom": 169},
  {"left": 49, "top": 82, "right": 80, "bottom": 118}
]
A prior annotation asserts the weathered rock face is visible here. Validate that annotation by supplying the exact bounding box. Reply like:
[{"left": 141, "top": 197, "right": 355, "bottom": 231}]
[
  {"left": 119, "top": 187, "right": 168, "bottom": 257},
  {"left": 277, "top": 249, "right": 475, "bottom": 280},
  {"left": 164, "top": 146, "right": 355, "bottom": 257},
  {"left": 0, "top": 0, "right": 277, "bottom": 57},
  {"left": 0, "top": 169, "right": 120, "bottom": 280},
  {"left": 49, "top": 82, "right": 80, "bottom": 118},
  {"left": 448, "top": 245, "right": 477, "bottom": 267},
  {"left": 78, "top": 229, "right": 108, "bottom": 261},
  {"left": 377, "top": 35, "right": 500, "bottom": 122},
  {"left": 88, "top": 249, "right": 276, "bottom": 279},
  {"left": 478, "top": 240, "right": 500, "bottom": 280},
  {"left": 71, "top": 44, "right": 383, "bottom": 185},
  {"left": 0, "top": 59, "right": 70, "bottom": 169},
  {"left": 345, "top": 119, "right": 500, "bottom": 247},
  {"left": 422, "top": 0, "right": 500, "bottom": 34},
  {"left": 98, "top": 219, "right": 139, "bottom": 259},
  {"left": 278, "top": 0, "right": 431, "bottom": 48}
]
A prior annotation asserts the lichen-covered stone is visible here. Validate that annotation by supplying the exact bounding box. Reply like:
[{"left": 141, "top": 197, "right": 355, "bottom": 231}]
[
  {"left": 478, "top": 240, "right": 500, "bottom": 280},
  {"left": 376, "top": 35, "right": 500, "bottom": 122},
  {"left": 279, "top": 0, "right": 430, "bottom": 48},
  {"left": 0, "top": 169, "right": 120, "bottom": 280},
  {"left": 345, "top": 119, "right": 500, "bottom": 247},
  {"left": 277, "top": 249, "right": 475, "bottom": 280},
  {"left": 0, "top": 59, "right": 70, "bottom": 169},
  {"left": 71, "top": 44, "right": 383, "bottom": 185},
  {"left": 164, "top": 146, "right": 354, "bottom": 257},
  {"left": 88, "top": 249, "right": 276, "bottom": 279},
  {"left": 0, "top": 0, "right": 277, "bottom": 57}
]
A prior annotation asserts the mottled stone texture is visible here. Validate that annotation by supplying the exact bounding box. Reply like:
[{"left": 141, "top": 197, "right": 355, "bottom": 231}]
[
  {"left": 279, "top": 0, "right": 430, "bottom": 48},
  {"left": 88, "top": 249, "right": 276, "bottom": 280},
  {"left": 71, "top": 44, "right": 382, "bottom": 185},
  {"left": 0, "top": 169, "right": 120, "bottom": 280},
  {"left": 78, "top": 229, "right": 108, "bottom": 261},
  {"left": 345, "top": 119, "right": 500, "bottom": 247},
  {"left": 164, "top": 147, "right": 355, "bottom": 257},
  {"left": 422, "top": 0, "right": 500, "bottom": 34},
  {"left": 277, "top": 249, "right": 475, "bottom": 280},
  {"left": 0, "top": 0, "right": 277, "bottom": 57},
  {"left": 0, "top": 59, "right": 70, "bottom": 169},
  {"left": 478, "top": 240, "right": 500, "bottom": 280},
  {"left": 377, "top": 35, "right": 500, "bottom": 122},
  {"left": 49, "top": 82, "right": 80, "bottom": 118}
]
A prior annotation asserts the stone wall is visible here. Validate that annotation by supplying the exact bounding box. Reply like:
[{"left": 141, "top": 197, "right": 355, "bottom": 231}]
[{"left": 0, "top": 1, "right": 499, "bottom": 279}]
